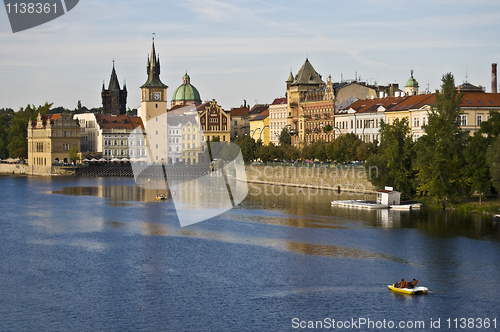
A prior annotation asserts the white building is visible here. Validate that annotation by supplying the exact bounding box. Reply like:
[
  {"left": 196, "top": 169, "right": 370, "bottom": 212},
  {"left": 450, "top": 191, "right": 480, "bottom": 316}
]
[
  {"left": 74, "top": 113, "right": 100, "bottom": 153},
  {"left": 268, "top": 97, "right": 288, "bottom": 145}
]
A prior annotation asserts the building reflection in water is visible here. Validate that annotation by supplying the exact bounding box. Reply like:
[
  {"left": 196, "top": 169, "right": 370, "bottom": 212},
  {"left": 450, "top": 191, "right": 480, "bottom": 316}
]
[
  {"left": 52, "top": 184, "right": 169, "bottom": 203},
  {"left": 376, "top": 209, "right": 403, "bottom": 228}
]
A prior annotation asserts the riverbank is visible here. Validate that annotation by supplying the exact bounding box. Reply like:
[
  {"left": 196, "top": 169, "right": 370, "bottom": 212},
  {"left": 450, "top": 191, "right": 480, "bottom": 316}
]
[
  {"left": 417, "top": 195, "right": 500, "bottom": 216},
  {"left": 0, "top": 163, "right": 76, "bottom": 176}
]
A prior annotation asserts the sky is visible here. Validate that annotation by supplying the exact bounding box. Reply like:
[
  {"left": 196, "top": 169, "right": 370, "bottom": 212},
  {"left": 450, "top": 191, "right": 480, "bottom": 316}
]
[{"left": 1, "top": 0, "right": 500, "bottom": 112}]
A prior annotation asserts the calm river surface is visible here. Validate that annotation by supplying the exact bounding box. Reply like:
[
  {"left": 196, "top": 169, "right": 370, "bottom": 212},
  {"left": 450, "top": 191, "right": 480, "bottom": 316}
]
[{"left": 1, "top": 176, "right": 499, "bottom": 331}]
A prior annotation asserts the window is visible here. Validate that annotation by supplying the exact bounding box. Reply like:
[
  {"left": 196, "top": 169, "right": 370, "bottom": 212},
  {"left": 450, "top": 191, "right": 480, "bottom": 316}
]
[
  {"left": 63, "top": 143, "right": 69, "bottom": 150},
  {"left": 460, "top": 115, "right": 467, "bottom": 126},
  {"left": 413, "top": 117, "right": 419, "bottom": 127},
  {"left": 477, "top": 115, "right": 483, "bottom": 126},
  {"left": 422, "top": 116, "right": 426, "bottom": 126}
]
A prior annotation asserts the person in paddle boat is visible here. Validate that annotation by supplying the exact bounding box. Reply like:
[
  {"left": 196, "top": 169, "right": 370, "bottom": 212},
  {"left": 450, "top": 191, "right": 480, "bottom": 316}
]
[
  {"left": 395, "top": 278, "right": 418, "bottom": 288},
  {"left": 395, "top": 279, "right": 408, "bottom": 288}
]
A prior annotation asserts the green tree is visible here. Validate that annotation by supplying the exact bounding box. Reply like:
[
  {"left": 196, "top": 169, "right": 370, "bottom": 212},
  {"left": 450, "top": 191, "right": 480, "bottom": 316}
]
[
  {"left": 415, "top": 73, "right": 467, "bottom": 208},
  {"left": 279, "top": 127, "right": 291, "bottom": 146},
  {"left": 69, "top": 147, "right": 80, "bottom": 162},
  {"left": 280, "top": 144, "right": 300, "bottom": 161},
  {"left": 0, "top": 113, "right": 9, "bottom": 159},
  {"left": 221, "top": 143, "right": 241, "bottom": 161},
  {"left": 463, "top": 132, "right": 491, "bottom": 203},
  {"left": 7, "top": 103, "right": 53, "bottom": 159},
  {"left": 326, "top": 133, "right": 362, "bottom": 163},
  {"left": 480, "top": 110, "right": 500, "bottom": 139},
  {"left": 234, "top": 135, "right": 257, "bottom": 162},
  {"left": 312, "top": 141, "right": 328, "bottom": 162},
  {"left": 257, "top": 143, "right": 275, "bottom": 162},
  {"left": 487, "top": 136, "right": 500, "bottom": 193},
  {"left": 378, "top": 118, "right": 416, "bottom": 196},
  {"left": 364, "top": 154, "right": 394, "bottom": 190}
]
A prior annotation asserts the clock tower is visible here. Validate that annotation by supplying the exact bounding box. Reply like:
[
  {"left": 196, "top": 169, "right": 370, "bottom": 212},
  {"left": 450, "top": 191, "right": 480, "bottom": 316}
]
[{"left": 140, "top": 38, "right": 168, "bottom": 128}]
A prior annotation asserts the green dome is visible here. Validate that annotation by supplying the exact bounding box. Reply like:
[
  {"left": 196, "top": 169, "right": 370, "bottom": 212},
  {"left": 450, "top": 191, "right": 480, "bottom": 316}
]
[
  {"left": 171, "top": 73, "right": 201, "bottom": 102},
  {"left": 406, "top": 71, "right": 419, "bottom": 87}
]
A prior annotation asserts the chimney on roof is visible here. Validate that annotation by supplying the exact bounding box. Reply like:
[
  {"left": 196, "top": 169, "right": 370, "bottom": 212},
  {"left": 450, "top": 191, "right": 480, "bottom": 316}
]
[{"left": 492, "top": 63, "right": 497, "bottom": 93}]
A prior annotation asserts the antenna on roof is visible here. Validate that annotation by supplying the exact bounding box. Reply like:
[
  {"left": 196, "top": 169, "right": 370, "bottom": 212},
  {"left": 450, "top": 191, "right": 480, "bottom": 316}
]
[{"left": 465, "top": 65, "right": 468, "bottom": 83}]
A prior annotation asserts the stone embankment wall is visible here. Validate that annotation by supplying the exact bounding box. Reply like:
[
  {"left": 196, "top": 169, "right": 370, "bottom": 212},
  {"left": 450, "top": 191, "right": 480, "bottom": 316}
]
[
  {"left": 242, "top": 165, "right": 377, "bottom": 194},
  {"left": 0, "top": 164, "right": 76, "bottom": 176}
]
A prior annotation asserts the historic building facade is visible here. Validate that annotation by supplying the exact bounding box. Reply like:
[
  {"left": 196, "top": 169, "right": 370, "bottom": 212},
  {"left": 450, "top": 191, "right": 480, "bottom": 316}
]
[
  {"left": 27, "top": 112, "right": 81, "bottom": 166},
  {"left": 198, "top": 99, "right": 231, "bottom": 143},
  {"left": 249, "top": 110, "right": 269, "bottom": 145},
  {"left": 286, "top": 59, "right": 335, "bottom": 148},
  {"left": 268, "top": 98, "right": 287, "bottom": 145}
]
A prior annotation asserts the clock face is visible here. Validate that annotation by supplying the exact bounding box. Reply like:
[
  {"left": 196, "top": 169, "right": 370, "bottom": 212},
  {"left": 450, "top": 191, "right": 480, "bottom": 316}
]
[{"left": 153, "top": 92, "right": 160, "bottom": 100}]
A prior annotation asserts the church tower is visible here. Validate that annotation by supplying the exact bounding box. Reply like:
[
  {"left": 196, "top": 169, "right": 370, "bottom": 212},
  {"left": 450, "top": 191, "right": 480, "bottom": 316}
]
[
  {"left": 102, "top": 61, "right": 127, "bottom": 115},
  {"left": 140, "top": 38, "right": 168, "bottom": 127},
  {"left": 405, "top": 70, "right": 419, "bottom": 96}
]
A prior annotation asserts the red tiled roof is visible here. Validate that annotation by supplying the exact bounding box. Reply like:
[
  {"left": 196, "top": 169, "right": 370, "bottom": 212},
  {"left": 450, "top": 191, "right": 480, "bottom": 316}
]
[
  {"left": 229, "top": 106, "right": 250, "bottom": 116},
  {"left": 30, "top": 113, "right": 66, "bottom": 128},
  {"left": 459, "top": 92, "right": 500, "bottom": 107},
  {"left": 387, "top": 94, "right": 435, "bottom": 112},
  {"left": 248, "top": 104, "right": 269, "bottom": 115},
  {"left": 271, "top": 98, "right": 287, "bottom": 105},
  {"left": 249, "top": 109, "right": 269, "bottom": 121},
  {"left": 96, "top": 114, "right": 143, "bottom": 130}
]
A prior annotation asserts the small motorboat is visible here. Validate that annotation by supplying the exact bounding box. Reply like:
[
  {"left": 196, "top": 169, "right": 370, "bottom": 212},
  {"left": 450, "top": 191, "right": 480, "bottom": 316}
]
[{"left": 388, "top": 284, "right": 428, "bottom": 295}]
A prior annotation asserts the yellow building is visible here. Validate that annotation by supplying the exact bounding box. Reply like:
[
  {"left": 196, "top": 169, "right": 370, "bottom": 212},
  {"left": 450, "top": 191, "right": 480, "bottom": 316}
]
[
  {"left": 180, "top": 116, "right": 202, "bottom": 165},
  {"left": 286, "top": 59, "right": 335, "bottom": 148},
  {"left": 27, "top": 112, "right": 81, "bottom": 166},
  {"left": 249, "top": 110, "right": 270, "bottom": 145}
]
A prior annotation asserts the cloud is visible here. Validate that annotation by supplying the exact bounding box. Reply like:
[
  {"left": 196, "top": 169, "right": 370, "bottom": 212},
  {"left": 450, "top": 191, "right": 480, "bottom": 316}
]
[{"left": 181, "top": 0, "right": 243, "bottom": 23}]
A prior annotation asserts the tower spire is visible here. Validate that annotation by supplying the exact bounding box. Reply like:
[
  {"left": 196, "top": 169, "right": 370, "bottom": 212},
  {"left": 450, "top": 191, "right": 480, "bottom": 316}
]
[{"left": 141, "top": 37, "right": 167, "bottom": 89}]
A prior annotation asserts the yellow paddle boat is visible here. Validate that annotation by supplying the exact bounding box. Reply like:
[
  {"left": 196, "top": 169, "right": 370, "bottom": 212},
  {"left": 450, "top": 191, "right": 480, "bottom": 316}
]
[
  {"left": 156, "top": 194, "right": 167, "bottom": 201},
  {"left": 388, "top": 284, "right": 428, "bottom": 295}
]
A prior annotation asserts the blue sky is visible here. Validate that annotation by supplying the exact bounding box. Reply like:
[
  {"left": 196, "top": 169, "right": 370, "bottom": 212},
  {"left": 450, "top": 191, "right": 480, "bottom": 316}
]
[{"left": 1, "top": 0, "right": 500, "bottom": 111}]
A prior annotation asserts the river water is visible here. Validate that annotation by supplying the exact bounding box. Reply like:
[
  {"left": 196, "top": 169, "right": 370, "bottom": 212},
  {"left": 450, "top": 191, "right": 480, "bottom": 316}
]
[{"left": 1, "top": 176, "right": 499, "bottom": 331}]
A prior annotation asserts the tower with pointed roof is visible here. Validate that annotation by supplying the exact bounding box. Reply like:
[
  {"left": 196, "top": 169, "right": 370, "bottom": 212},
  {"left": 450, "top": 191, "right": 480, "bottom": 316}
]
[
  {"left": 101, "top": 61, "right": 128, "bottom": 115},
  {"left": 405, "top": 70, "right": 419, "bottom": 96},
  {"left": 285, "top": 58, "right": 334, "bottom": 148},
  {"left": 140, "top": 38, "right": 168, "bottom": 127}
]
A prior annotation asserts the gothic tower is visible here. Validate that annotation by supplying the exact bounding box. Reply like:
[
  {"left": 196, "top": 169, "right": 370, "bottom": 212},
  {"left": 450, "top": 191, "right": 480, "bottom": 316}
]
[
  {"left": 140, "top": 38, "right": 168, "bottom": 127},
  {"left": 101, "top": 61, "right": 127, "bottom": 115}
]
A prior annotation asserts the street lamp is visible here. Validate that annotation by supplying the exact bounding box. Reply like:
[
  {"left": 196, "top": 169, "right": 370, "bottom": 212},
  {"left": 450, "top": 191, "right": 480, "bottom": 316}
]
[
  {"left": 250, "top": 128, "right": 260, "bottom": 139},
  {"left": 259, "top": 125, "right": 269, "bottom": 142}
]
